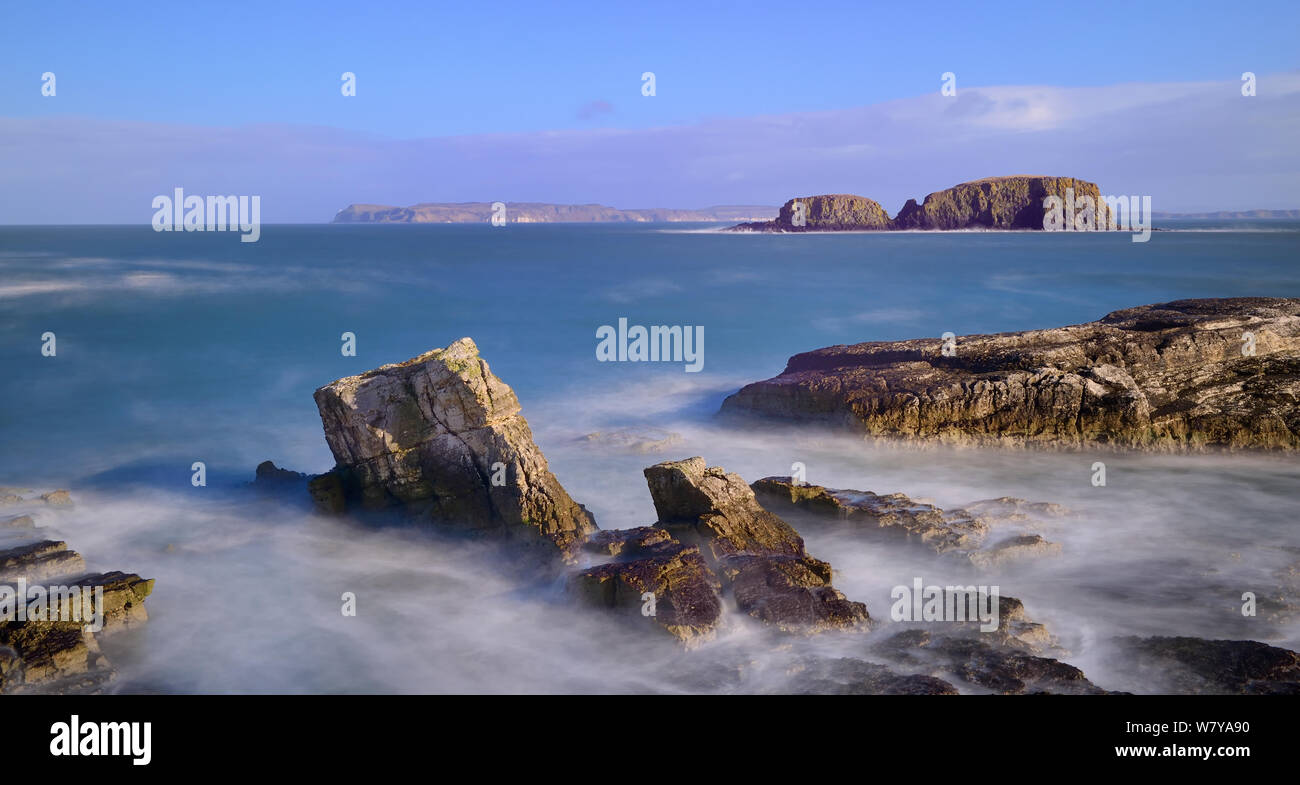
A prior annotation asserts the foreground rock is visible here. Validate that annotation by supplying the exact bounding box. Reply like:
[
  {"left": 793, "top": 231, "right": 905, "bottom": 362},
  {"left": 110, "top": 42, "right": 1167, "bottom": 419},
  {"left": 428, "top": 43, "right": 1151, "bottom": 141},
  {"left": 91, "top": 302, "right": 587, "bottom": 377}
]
[
  {"left": 0, "top": 503, "right": 154, "bottom": 694},
  {"left": 1115, "top": 636, "right": 1300, "bottom": 694},
  {"left": 722, "top": 298, "right": 1300, "bottom": 450},
  {"left": 312, "top": 337, "right": 597, "bottom": 561},
  {"left": 730, "top": 176, "right": 1113, "bottom": 232},
  {"left": 573, "top": 527, "right": 723, "bottom": 644},
  {"left": 641, "top": 457, "right": 868, "bottom": 633}
]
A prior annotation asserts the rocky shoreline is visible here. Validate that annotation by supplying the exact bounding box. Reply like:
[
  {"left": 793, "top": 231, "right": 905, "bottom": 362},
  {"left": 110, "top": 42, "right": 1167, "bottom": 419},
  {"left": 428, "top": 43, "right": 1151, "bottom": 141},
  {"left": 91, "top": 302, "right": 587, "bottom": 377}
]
[
  {"left": 10, "top": 324, "right": 1296, "bottom": 693},
  {"left": 257, "top": 335, "right": 1298, "bottom": 693},
  {"left": 721, "top": 298, "right": 1300, "bottom": 451}
]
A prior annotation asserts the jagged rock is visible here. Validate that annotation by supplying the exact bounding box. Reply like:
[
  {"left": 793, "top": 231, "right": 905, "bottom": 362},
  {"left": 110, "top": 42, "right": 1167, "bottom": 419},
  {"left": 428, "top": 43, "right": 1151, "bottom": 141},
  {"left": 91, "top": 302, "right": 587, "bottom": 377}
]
[
  {"left": 1115, "top": 636, "right": 1300, "bottom": 694},
  {"left": 313, "top": 337, "right": 597, "bottom": 561},
  {"left": 1, "top": 515, "right": 35, "bottom": 529},
  {"left": 644, "top": 459, "right": 810, "bottom": 559},
  {"left": 717, "top": 554, "right": 867, "bottom": 633},
  {"left": 782, "top": 657, "right": 959, "bottom": 695},
  {"left": 722, "top": 298, "right": 1300, "bottom": 450},
  {"left": 253, "top": 460, "right": 308, "bottom": 488},
  {"left": 732, "top": 194, "right": 893, "bottom": 232},
  {"left": 573, "top": 527, "right": 723, "bottom": 644},
  {"left": 893, "top": 176, "right": 1112, "bottom": 230},
  {"left": 642, "top": 458, "right": 868, "bottom": 632}
]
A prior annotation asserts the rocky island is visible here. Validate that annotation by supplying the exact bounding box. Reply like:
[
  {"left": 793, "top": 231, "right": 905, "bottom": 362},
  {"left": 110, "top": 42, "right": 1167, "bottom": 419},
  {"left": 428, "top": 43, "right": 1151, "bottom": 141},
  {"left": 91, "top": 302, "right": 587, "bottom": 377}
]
[
  {"left": 730, "top": 175, "right": 1113, "bottom": 232},
  {"left": 721, "top": 298, "right": 1300, "bottom": 450}
]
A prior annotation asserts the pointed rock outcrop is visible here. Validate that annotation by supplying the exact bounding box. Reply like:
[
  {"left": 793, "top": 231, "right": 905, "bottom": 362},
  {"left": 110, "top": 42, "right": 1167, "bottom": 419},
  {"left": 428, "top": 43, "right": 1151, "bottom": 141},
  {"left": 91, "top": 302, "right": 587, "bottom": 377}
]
[
  {"left": 642, "top": 457, "right": 868, "bottom": 632},
  {"left": 312, "top": 338, "right": 597, "bottom": 560}
]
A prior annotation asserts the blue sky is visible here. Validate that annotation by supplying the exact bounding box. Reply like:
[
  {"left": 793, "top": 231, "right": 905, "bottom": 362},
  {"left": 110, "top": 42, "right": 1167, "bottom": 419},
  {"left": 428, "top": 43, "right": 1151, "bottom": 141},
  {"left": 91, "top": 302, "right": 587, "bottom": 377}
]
[{"left": 2, "top": 1, "right": 1298, "bottom": 220}]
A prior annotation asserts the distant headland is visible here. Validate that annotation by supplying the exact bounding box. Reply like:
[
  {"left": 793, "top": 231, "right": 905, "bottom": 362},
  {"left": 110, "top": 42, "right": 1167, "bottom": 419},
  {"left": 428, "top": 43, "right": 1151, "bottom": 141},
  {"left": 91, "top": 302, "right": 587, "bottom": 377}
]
[{"left": 332, "top": 202, "right": 776, "bottom": 224}]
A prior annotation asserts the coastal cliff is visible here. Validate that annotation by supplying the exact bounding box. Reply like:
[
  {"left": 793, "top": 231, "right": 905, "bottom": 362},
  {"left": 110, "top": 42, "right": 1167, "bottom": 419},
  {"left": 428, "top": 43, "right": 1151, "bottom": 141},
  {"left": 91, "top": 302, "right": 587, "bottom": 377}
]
[
  {"left": 730, "top": 175, "right": 1114, "bottom": 232},
  {"left": 720, "top": 298, "right": 1300, "bottom": 450}
]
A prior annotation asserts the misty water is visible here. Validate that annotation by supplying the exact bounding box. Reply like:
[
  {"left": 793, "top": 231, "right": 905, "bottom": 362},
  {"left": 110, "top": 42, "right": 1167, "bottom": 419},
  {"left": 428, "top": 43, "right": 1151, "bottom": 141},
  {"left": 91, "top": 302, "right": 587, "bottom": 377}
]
[{"left": 2, "top": 222, "right": 1298, "bottom": 693}]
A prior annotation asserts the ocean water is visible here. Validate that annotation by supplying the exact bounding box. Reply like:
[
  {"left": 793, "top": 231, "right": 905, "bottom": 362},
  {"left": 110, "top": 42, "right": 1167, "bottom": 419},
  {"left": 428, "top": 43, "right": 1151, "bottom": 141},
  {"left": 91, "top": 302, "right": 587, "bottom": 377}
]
[{"left": 2, "top": 221, "right": 1298, "bottom": 693}]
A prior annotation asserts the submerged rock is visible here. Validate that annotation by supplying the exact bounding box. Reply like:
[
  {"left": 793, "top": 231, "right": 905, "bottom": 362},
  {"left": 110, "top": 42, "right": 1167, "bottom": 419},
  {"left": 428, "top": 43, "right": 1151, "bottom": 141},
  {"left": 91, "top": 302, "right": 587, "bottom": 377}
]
[
  {"left": 722, "top": 298, "right": 1300, "bottom": 450},
  {"left": 752, "top": 476, "right": 1060, "bottom": 568},
  {"left": 782, "top": 656, "right": 959, "bottom": 695},
  {"left": 579, "top": 427, "right": 682, "bottom": 454},
  {"left": 1115, "top": 635, "right": 1300, "bottom": 694},
  {"left": 877, "top": 629, "right": 1105, "bottom": 694},
  {"left": 642, "top": 457, "right": 868, "bottom": 632},
  {"left": 753, "top": 477, "right": 988, "bottom": 554},
  {"left": 312, "top": 337, "right": 597, "bottom": 561}
]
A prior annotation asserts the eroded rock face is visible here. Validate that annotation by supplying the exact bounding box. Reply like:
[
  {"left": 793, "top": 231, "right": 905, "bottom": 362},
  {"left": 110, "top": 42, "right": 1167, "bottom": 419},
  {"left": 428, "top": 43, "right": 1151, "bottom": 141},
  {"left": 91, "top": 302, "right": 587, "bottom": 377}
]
[
  {"left": 893, "top": 176, "right": 1112, "bottom": 230},
  {"left": 313, "top": 338, "right": 597, "bottom": 560},
  {"left": 642, "top": 458, "right": 868, "bottom": 632},
  {"left": 722, "top": 298, "right": 1300, "bottom": 450}
]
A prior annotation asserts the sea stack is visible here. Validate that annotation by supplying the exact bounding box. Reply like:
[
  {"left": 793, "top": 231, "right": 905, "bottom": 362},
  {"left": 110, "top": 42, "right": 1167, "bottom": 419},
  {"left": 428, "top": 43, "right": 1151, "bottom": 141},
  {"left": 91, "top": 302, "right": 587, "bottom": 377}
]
[{"left": 312, "top": 337, "right": 597, "bottom": 561}]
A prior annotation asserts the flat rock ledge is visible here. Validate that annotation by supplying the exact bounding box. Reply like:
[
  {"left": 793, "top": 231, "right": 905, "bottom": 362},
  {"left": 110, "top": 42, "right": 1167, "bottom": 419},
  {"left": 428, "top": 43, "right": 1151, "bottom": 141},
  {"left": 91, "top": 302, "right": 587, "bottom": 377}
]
[
  {"left": 721, "top": 298, "right": 1300, "bottom": 450},
  {"left": 1, "top": 499, "right": 154, "bottom": 694},
  {"left": 753, "top": 477, "right": 1062, "bottom": 568}
]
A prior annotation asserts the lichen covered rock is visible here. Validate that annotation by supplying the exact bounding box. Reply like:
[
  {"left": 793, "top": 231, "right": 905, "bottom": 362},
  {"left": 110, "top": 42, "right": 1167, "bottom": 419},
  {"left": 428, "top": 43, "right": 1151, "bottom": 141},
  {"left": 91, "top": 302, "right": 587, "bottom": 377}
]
[{"left": 313, "top": 337, "right": 597, "bottom": 560}]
